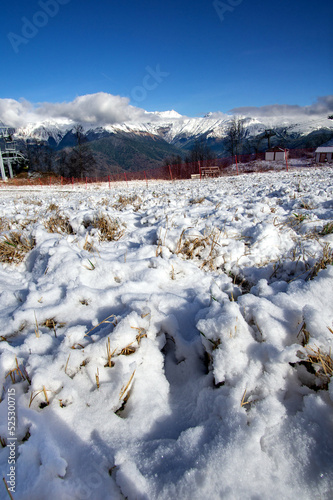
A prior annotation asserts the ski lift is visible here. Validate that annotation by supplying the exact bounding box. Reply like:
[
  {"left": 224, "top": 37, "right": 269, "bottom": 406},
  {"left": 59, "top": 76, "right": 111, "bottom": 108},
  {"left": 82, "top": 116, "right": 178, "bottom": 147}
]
[{"left": 0, "top": 121, "right": 28, "bottom": 180}]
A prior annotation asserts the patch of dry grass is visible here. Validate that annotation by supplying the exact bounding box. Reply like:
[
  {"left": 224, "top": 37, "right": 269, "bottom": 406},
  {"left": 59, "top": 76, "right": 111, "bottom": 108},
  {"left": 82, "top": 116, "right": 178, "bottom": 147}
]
[
  {"left": 300, "top": 200, "right": 314, "bottom": 210},
  {"left": 83, "top": 234, "right": 95, "bottom": 253},
  {"left": 47, "top": 203, "right": 59, "bottom": 212},
  {"left": 308, "top": 244, "right": 333, "bottom": 280},
  {"left": 93, "top": 214, "right": 125, "bottom": 242},
  {"left": 44, "top": 214, "right": 74, "bottom": 235},
  {"left": 175, "top": 227, "right": 221, "bottom": 270},
  {"left": 289, "top": 213, "right": 308, "bottom": 227},
  {"left": 5, "top": 357, "right": 31, "bottom": 385},
  {"left": 305, "top": 345, "right": 333, "bottom": 386},
  {"left": 41, "top": 318, "right": 65, "bottom": 337},
  {"left": 0, "top": 217, "right": 10, "bottom": 232},
  {"left": 29, "top": 386, "right": 50, "bottom": 408},
  {"left": 24, "top": 199, "right": 42, "bottom": 206},
  {"left": 114, "top": 195, "right": 141, "bottom": 211},
  {"left": 189, "top": 197, "right": 205, "bottom": 205},
  {"left": 120, "top": 343, "right": 136, "bottom": 356},
  {"left": 0, "top": 232, "right": 35, "bottom": 264}
]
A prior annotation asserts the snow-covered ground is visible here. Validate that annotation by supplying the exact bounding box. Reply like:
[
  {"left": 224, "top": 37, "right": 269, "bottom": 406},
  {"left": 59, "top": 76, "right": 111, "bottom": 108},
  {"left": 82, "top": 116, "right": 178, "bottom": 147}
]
[{"left": 0, "top": 167, "right": 333, "bottom": 499}]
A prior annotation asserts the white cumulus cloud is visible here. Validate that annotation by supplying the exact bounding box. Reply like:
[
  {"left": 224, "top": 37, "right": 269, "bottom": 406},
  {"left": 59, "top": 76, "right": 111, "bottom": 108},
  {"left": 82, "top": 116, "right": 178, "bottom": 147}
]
[
  {"left": 0, "top": 92, "right": 150, "bottom": 128},
  {"left": 229, "top": 95, "right": 333, "bottom": 119}
]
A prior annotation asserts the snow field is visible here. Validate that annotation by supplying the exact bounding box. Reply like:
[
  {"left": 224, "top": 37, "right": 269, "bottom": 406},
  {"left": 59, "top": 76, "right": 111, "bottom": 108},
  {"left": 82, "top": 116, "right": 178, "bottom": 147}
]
[{"left": 0, "top": 167, "right": 333, "bottom": 499}]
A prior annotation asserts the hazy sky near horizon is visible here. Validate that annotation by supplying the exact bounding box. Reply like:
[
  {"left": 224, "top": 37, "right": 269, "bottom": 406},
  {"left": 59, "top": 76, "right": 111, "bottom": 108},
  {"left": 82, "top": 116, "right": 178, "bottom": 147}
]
[{"left": 1, "top": 0, "right": 332, "bottom": 117}]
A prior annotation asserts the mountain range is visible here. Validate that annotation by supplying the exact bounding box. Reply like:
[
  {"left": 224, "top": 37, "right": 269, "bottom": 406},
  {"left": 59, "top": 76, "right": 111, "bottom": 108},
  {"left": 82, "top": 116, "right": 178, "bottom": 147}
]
[{"left": 12, "top": 111, "right": 333, "bottom": 172}]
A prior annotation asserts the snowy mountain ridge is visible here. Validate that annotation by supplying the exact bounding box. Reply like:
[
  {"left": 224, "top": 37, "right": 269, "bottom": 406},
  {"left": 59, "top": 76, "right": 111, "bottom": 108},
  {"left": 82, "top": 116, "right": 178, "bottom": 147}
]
[{"left": 13, "top": 111, "right": 333, "bottom": 148}]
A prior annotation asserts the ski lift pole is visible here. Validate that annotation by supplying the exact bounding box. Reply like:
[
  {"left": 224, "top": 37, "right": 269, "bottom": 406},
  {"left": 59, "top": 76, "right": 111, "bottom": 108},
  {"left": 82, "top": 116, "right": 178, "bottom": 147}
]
[{"left": 0, "top": 151, "right": 6, "bottom": 181}]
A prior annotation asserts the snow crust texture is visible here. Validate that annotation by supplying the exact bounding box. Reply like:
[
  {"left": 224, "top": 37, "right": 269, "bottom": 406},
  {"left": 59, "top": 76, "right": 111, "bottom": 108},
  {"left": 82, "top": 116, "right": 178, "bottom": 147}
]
[{"left": 0, "top": 167, "right": 333, "bottom": 499}]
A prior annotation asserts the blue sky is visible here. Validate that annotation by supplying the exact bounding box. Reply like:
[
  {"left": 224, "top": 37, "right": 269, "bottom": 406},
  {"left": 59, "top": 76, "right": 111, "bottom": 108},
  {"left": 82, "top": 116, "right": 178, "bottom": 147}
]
[{"left": 1, "top": 0, "right": 332, "bottom": 117}]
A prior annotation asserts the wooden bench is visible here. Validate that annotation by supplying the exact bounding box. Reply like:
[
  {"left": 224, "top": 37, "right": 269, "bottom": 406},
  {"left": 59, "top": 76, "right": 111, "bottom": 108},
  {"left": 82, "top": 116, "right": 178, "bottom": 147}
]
[{"left": 201, "top": 166, "right": 220, "bottom": 178}]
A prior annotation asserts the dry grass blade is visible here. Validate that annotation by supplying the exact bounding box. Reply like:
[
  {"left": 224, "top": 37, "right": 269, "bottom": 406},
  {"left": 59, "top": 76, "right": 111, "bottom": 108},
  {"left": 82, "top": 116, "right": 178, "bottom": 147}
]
[
  {"left": 22, "top": 366, "right": 31, "bottom": 385},
  {"left": 119, "top": 370, "right": 136, "bottom": 401},
  {"left": 43, "top": 386, "right": 49, "bottom": 405},
  {"left": 65, "top": 354, "right": 71, "bottom": 374},
  {"left": 156, "top": 242, "right": 162, "bottom": 257},
  {"left": 15, "top": 357, "right": 24, "bottom": 380},
  {"left": 241, "top": 389, "right": 250, "bottom": 407},
  {"left": 175, "top": 228, "right": 188, "bottom": 254},
  {"left": 297, "top": 322, "right": 310, "bottom": 346},
  {"left": 85, "top": 314, "right": 117, "bottom": 337},
  {"left": 3, "top": 477, "right": 15, "bottom": 500},
  {"left": 95, "top": 368, "right": 100, "bottom": 389},
  {"left": 34, "top": 311, "right": 40, "bottom": 338},
  {"left": 71, "top": 343, "right": 85, "bottom": 350},
  {"left": 106, "top": 338, "right": 117, "bottom": 367},
  {"left": 0, "top": 232, "right": 35, "bottom": 264}
]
